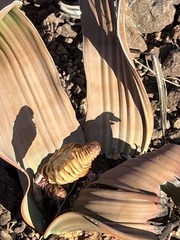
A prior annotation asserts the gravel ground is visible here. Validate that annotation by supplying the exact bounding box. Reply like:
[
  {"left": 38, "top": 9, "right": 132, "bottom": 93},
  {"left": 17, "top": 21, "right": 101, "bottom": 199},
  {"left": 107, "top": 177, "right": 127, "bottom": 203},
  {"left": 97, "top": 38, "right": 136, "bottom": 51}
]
[{"left": 0, "top": 1, "right": 180, "bottom": 240}]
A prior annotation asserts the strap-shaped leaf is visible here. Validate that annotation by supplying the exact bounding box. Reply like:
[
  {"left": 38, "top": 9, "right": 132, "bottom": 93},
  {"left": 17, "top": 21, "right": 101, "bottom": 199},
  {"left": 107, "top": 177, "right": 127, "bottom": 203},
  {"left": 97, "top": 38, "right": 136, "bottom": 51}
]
[
  {"left": 74, "top": 144, "right": 180, "bottom": 239},
  {"left": 0, "top": 1, "right": 84, "bottom": 232},
  {"left": 96, "top": 144, "right": 180, "bottom": 195},
  {"left": 74, "top": 188, "right": 163, "bottom": 222},
  {"left": 81, "top": 0, "right": 153, "bottom": 154},
  {"left": 0, "top": 4, "right": 85, "bottom": 172},
  {"left": 43, "top": 212, "right": 157, "bottom": 240}
]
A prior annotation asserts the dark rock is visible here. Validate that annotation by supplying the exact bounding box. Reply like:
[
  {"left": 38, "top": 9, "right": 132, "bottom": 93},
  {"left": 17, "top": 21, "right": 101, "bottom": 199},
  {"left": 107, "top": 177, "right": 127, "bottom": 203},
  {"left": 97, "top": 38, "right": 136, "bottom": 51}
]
[
  {"left": 66, "top": 66, "right": 74, "bottom": 74},
  {"left": 162, "top": 48, "right": 180, "bottom": 77},
  {"left": 60, "top": 55, "right": 68, "bottom": 62},
  {"left": 73, "top": 76, "right": 86, "bottom": 86},
  {"left": 159, "top": 44, "right": 175, "bottom": 63},
  {"left": 53, "top": 55, "right": 60, "bottom": 65},
  {"left": 49, "top": 41, "right": 58, "bottom": 51},
  {"left": 57, "top": 45, "right": 68, "bottom": 55},
  {"left": 73, "top": 57, "right": 82, "bottom": 65}
]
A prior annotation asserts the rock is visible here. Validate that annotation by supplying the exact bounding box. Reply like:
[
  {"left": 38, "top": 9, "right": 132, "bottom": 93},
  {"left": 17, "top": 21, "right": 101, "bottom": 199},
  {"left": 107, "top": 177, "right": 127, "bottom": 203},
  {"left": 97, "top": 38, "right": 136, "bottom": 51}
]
[
  {"left": 0, "top": 205, "right": 11, "bottom": 226},
  {"left": 128, "top": 0, "right": 178, "bottom": 33},
  {"left": 61, "top": 23, "right": 77, "bottom": 38},
  {"left": 166, "top": 120, "right": 171, "bottom": 130},
  {"left": 172, "top": 24, "right": 180, "bottom": 46},
  {"left": 74, "top": 57, "right": 82, "bottom": 65},
  {"left": 151, "top": 100, "right": 160, "bottom": 111},
  {"left": 167, "top": 89, "right": 180, "bottom": 112},
  {"left": 79, "top": 98, "right": 87, "bottom": 117},
  {"left": 65, "top": 37, "right": 73, "bottom": 44},
  {"left": 173, "top": 118, "right": 180, "bottom": 129},
  {"left": 66, "top": 67, "right": 74, "bottom": 74},
  {"left": 56, "top": 45, "right": 68, "bottom": 55},
  {"left": 60, "top": 55, "right": 68, "bottom": 62},
  {"left": 42, "top": 13, "right": 64, "bottom": 34},
  {"left": 0, "top": 228, "right": 12, "bottom": 240},
  {"left": 5, "top": 219, "right": 17, "bottom": 233},
  {"left": 48, "top": 41, "right": 58, "bottom": 51},
  {"left": 58, "top": 230, "right": 83, "bottom": 240},
  {"left": 125, "top": 11, "right": 147, "bottom": 56},
  {"left": 73, "top": 75, "right": 86, "bottom": 86},
  {"left": 162, "top": 48, "right": 180, "bottom": 77}
]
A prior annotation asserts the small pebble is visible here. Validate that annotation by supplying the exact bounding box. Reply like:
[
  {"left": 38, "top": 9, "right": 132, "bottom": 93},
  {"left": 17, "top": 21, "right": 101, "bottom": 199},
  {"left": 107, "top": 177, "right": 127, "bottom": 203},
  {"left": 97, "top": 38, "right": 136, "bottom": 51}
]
[
  {"left": 173, "top": 118, "right": 180, "bottom": 129},
  {"left": 66, "top": 67, "right": 74, "bottom": 74}
]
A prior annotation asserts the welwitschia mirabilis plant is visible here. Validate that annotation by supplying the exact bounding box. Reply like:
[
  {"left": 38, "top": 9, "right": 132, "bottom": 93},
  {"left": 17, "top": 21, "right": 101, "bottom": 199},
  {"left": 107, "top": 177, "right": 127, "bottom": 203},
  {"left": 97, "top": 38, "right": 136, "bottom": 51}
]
[{"left": 0, "top": 0, "right": 169, "bottom": 239}]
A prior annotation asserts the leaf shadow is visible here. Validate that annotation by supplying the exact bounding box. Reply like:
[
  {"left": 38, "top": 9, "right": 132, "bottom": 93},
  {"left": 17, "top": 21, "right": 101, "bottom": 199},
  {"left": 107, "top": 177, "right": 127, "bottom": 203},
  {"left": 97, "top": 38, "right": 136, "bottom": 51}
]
[
  {"left": 85, "top": 112, "right": 135, "bottom": 155},
  {"left": 37, "top": 111, "right": 134, "bottom": 173},
  {"left": 11, "top": 105, "right": 37, "bottom": 169}
]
